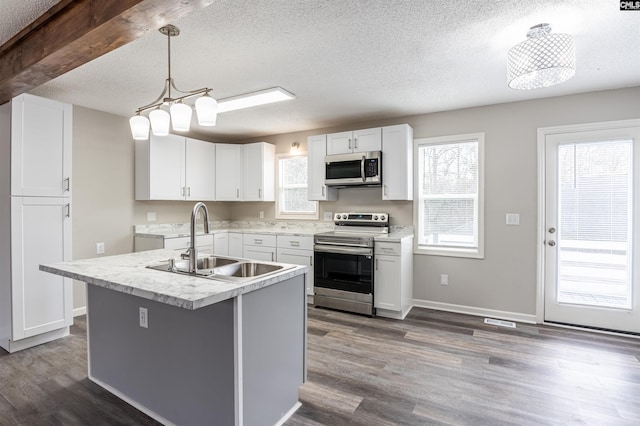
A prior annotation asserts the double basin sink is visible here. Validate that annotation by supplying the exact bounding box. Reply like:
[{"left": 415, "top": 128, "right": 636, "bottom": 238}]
[{"left": 147, "top": 255, "right": 291, "bottom": 283}]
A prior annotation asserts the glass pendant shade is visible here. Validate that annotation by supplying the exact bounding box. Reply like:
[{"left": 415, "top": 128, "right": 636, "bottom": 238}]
[
  {"left": 195, "top": 95, "right": 218, "bottom": 126},
  {"left": 129, "top": 115, "right": 150, "bottom": 140},
  {"left": 170, "top": 102, "right": 192, "bottom": 131},
  {"left": 149, "top": 108, "right": 170, "bottom": 136},
  {"left": 507, "top": 24, "right": 575, "bottom": 90}
]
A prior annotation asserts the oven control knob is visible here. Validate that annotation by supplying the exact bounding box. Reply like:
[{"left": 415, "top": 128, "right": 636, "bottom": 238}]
[
  {"left": 373, "top": 215, "right": 378, "bottom": 220},
  {"left": 380, "top": 215, "right": 386, "bottom": 221}
]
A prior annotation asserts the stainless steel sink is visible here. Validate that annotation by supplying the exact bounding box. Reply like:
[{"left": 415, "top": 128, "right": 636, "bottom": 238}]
[
  {"left": 147, "top": 256, "right": 293, "bottom": 282},
  {"left": 213, "top": 262, "right": 284, "bottom": 278}
]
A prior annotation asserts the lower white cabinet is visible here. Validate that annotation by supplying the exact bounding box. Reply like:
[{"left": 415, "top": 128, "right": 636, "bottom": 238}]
[
  {"left": 1, "top": 196, "right": 73, "bottom": 353},
  {"left": 374, "top": 237, "right": 413, "bottom": 319},
  {"left": 134, "top": 234, "right": 213, "bottom": 254},
  {"left": 229, "top": 233, "right": 244, "bottom": 257},
  {"left": 276, "top": 235, "right": 314, "bottom": 296},
  {"left": 213, "top": 232, "right": 229, "bottom": 256},
  {"left": 243, "top": 233, "right": 277, "bottom": 262}
]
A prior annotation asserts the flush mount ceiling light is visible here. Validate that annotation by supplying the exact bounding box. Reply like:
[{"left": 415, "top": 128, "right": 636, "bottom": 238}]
[
  {"left": 129, "top": 25, "right": 296, "bottom": 140},
  {"left": 507, "top": 23, "right": 575, "bottom": 90}
]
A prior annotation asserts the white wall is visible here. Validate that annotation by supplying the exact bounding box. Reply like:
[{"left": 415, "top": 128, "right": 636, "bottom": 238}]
[{"left": 72, "top": 87, "right": 640, "bottom": 317}]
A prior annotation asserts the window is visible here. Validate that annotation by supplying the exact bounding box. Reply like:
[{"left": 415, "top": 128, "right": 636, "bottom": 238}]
[
  {"left": 414, "top": 133, "right": 484, "bottom": 258},
  {"left": 275, "top": 153, "right": 318, "bottom": 220}
]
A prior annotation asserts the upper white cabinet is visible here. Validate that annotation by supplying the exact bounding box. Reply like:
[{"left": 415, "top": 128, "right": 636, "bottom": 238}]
[
  {"left": 307, "top": 134, "right": 337, "bottom": 201},
  {"left": 185, "top": 138, "right": 216, "bottom": 201},
  {"left": 243, "top": 142, "right": 275, "bottom": 202},
  {"left": 135, "top": 135, "right": 215, "bottom": 201},
  {"left": 382, "top": 124, "right": 413, "bottom": 201},
  {"left": 326, "top": 127, "right": 381, "bottom": 155},
  {"left": 11, "top": 94, "right": 72, "bottom": 197},
  {"left": 215, "top": 143, "right": 243, "bottom": 201},
  {"left": 216, "top": 142, "right": 275, "bottom": 202}
]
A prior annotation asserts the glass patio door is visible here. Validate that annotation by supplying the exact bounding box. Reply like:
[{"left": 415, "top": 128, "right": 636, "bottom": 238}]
[{"left": 544, "top": 124, "right": 640, "bottom": 333}]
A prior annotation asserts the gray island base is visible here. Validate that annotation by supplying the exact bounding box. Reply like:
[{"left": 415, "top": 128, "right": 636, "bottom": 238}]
[{"left": 41, "top": 249, "right": 307, "bottom": 426}]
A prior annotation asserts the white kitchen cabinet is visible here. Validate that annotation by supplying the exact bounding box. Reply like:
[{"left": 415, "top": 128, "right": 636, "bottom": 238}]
[
  {"left": 215, "top": 143, "right": 243, "bottom": 201},
  {"left": 307, "top": 134, "right": 337, "bottom": 201},
  {"left": 1, "top": 94, "right": 74, "bottom": 353},
  {"left": 11, "top": 94, "right": 72, "bottom": 198},
  {"left": 277, "top": 235, "right": 314, "bottom": 296},
  {"left": 213, "top": 232, "right": 229, "bottom": 256},
  {"left": 326, "top": 127, "right": 381, "bottom": 155},
  {"left": 374, "top": 237, "right": 413, "bottom": 320},
  {"left": 229, "top": 232, "right": 244, "bottom": 257},
  {"left": 243, "top": 233, "right": 277, "bottom": 262},
  {"left": 185, "top": 138, "right": 216, "bottom": 201},
  {"left": 9, "top": 197, "right": 73, "bottom": 346},
  {"left": 134, "top": 233, "right": 214, "bottom": 254},
  {"left": 135, "top": 135, "right": 215, "bottom": 201},
  {"left": 382, "top": 124, "right": 413, "bottom": 201},
  {"left": 243, "top": 142, "right": 275, "bottom": 201}
]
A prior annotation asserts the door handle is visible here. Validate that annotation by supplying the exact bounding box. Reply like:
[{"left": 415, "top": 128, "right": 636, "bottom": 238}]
[
  {"left": 548, "top": 240, "right": 556, "bottom": 246},
  {"left": 258, "top": 188, "right": 261, "bottom": 199},
  {"left": 361, "top": 156, "right": 366, "bottom": 182},
  {"left": 64, "top": 177, "right": 70, "bottom": 192},
  {"left": 375, "top": 258, "right": 379, "bottom": 270},
  {"left": 65, "top": 203, "right": 70, "bottom": 218},
  {"left": 354, "top": 137, "right": 358, "bottom": 149},
  {"left": 322, "top": 186, "right": 325, "bottom": 196}
]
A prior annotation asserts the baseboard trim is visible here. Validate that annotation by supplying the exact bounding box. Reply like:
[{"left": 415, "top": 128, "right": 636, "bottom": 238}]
[
  {"left": 412, "top": 299, "right": 536, "bottom": 324},
  {"left": 73, "top": 306, "right": 87, "bottom": 317},
  {"left": 2, "top": 326, "right": 70, "bottom": 353}
]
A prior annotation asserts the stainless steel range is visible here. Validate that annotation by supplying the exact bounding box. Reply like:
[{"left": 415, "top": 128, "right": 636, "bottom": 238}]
[{"left": 313, "top": 212, "right": 389, "bottom": 316}]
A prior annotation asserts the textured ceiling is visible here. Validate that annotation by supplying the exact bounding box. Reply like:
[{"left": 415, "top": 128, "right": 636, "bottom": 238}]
[
  {"left": 4, "top": 0, "right": 640, "bottom": 141},
  {"left": 0, "top": 0, "right": 60, "bottom": 44}
]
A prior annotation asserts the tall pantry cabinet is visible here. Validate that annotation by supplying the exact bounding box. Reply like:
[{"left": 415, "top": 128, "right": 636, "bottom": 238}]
[{"left": 0, "top": 94, "right": 73, "bottom": 353}]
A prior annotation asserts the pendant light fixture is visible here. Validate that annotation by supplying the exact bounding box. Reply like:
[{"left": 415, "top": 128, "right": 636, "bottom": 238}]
[
  {"left": 507, "top": 23, "right": 575, "bottom": 90},
  {"left": 129, "top": 24, "right": 218, "bottom": 140}
]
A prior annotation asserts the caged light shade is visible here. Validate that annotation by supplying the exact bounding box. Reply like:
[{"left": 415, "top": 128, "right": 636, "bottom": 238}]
[{"left": 507, "top": 23, "right": 575, "bottom": 90}]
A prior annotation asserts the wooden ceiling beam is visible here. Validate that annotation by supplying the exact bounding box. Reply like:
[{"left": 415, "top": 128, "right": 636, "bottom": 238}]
[{"left": 0, "top": 0, "right": 213, "bottom": 104}]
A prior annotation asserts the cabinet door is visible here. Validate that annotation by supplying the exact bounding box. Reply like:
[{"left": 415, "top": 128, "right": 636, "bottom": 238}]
[
  {"left": 243, "top": 142, "right": 275, "bottom": 202},
  {"left": 243, "top": 246, "right": 276, "bottom": 262},
  {"left": 326, "top": 131, "right": 353, "bottom": 155},
  {"left": 353, "top": 127, "right": 382, "bottom": 152},
  {"left": 11, "top": 94, "right": 72, "bottom": 197},
  {"left": 382, "top": 124, "right": 413, "bottom": 200},
  {"left": 229, "top": 233, "right": 244, "bottom": 257},
  {"left": 149, "top": 134, "right": 185, "bottom": 200},
  {"left": 11, "top": 197, "right": 72, "bottom": 340},
  {"left": 213, "top": 232, "right": 229, "bottom": 256},
  {"left": 307, "top": 134, "right": 337, "bottom": 201},
  {"left": 277, "top": 248, "right": 314, "bottom": 296},
  {"left": 215, "top": 144, "right": 243, "bottom": 200},
  {"left": 374, "top": 254, "right": 401, "bottom": 311},
  {"left": 185, "top": 138, "right": 215, "bottom": 201}
]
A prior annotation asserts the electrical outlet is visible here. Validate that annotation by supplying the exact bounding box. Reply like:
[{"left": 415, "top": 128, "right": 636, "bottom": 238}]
[
  {"left": 440, "top": 274, "right": 449, "bottom": 285},
  {"left": 147, "top": 211, "right": 157, "bottom": 222},
  {"left": 96, "top": 242, "right": 105, "bottom": 255},
  {"left": 139, "top": 307, "right": 148, "bottom": 328},
  {"left": 506, "top": 213, "right": 520, "bottom": 225},
  {"left": 324, "top": 212, "right": 333, "bottom": 221},
  {"left": 259, "top": 211, "right": 264, "bottom": 219}
]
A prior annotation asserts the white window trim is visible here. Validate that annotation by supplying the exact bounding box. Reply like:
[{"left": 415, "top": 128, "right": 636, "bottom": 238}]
[
  {"left": 413, "top": 132, "right": 485, "bottom": 259},
  {"left": 275, "top": 152, "right": 319, "bottom": 220}
]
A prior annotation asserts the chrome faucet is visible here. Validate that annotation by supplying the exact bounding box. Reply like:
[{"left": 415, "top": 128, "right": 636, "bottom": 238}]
[{"left": 188, "top": 202, "right": 210, "bottom": 273}]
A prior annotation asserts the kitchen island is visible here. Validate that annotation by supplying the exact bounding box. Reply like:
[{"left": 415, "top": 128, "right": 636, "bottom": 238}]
[{"left": 41, "top": 249, "right": 307, "bottom": 426}]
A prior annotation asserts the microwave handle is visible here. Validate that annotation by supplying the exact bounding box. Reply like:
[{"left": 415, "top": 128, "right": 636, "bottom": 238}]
[{"left": 361, "top": 156, "right": 366, "bottom": 182}]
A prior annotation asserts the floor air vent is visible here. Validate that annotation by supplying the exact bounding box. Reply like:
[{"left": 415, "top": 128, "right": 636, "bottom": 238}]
[{"left": 484, "top": 318, "right": 516, "bottom": 328}]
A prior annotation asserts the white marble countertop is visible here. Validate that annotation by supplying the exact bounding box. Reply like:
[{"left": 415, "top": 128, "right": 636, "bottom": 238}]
[
  {"left": 40, "top": 249, "right": 307, "bottom": 310},
  {"left": 374, "top": 228, "right": 414, "bottom": 243}
]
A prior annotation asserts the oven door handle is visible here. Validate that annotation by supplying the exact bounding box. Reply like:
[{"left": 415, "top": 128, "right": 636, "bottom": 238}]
[{"left": 314, "top": 245, "right": 373, "bottom": 256}]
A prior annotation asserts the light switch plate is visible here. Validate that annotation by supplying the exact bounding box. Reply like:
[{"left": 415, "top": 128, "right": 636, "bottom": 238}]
[
  {"left": 506, "top": 213, "right": 520, "bottom": 226},
  {"left": 96, "top": 242, "right": 105, "bottom": 255}
]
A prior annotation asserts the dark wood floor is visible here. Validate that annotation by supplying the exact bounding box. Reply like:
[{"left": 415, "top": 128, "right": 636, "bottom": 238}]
[{"left": 1, "top": 307, "right": 639, "bottom": 425}]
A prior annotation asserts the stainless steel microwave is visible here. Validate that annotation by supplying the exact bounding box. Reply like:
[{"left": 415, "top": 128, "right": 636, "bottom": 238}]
[{"left": 325, "top": 151, "right": 382, "bottom": 187}]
